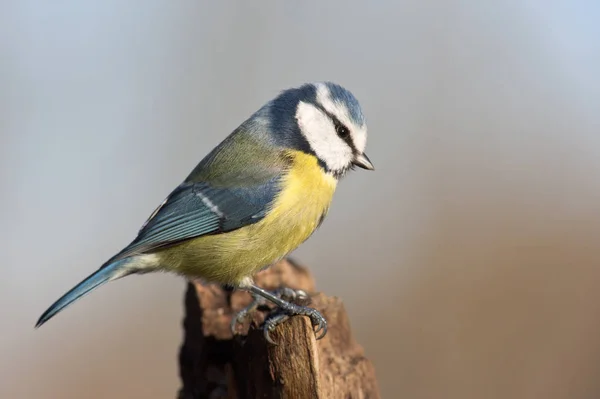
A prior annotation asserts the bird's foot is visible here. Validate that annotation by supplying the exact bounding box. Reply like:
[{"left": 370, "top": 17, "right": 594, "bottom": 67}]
[
  {"left": 263, "top": 302, "right": 327, "bottom": 345},
  {"left": 273, "top": 287, "right": 309, "bottom": 303},
  {"left": 230, "top": 287, "right": 309, "bottom": 335},
  {"left": 230, "top": 295, "right": 265, "bottom": 335}
]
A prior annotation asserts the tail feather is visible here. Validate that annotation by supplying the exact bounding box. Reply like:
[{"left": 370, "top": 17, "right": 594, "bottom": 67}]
[{"left": 35, "top": 259, "right": 130, "bottom": 328}]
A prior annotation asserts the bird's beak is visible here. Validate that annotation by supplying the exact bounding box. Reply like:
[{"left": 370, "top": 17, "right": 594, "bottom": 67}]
[{"left": 352, "top": 153, "right": 374, "bottom": 170}]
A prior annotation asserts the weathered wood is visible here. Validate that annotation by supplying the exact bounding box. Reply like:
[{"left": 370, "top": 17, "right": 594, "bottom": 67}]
[{"left": 178, "top": 259, "right": 380, "bottom": 399}]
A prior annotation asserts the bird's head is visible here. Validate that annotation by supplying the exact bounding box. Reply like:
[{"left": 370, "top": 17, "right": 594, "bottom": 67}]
[{"left": 261, "top": 82, "right": 373, "bottom": 178}]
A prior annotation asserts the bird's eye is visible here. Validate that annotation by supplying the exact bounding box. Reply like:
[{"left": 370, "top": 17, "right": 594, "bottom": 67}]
[{"left": 335, "top": 123, "right": 350, "bottom": 139}]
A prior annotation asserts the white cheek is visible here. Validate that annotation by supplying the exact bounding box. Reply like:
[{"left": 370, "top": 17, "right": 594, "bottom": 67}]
[{"left": 296, "top": 101, "right": 353, "bottom": 171}]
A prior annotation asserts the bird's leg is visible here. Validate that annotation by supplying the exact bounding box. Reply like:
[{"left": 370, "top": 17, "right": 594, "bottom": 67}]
[
  {"left": 230, "top": 286, "right": 310, "bottom": 335},
  {"left": 249, "top": 284, "right": 328, "bottom": 344}
]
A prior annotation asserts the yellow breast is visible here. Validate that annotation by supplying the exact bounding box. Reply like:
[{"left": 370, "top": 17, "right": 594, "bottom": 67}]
[{"left": 159, "top": 150, "right": 337, "bottom": 285}]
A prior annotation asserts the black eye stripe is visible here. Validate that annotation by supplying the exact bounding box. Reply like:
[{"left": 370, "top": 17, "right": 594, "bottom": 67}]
[{"left": 312, "top": 103, "right": 357, "bottom": 154}]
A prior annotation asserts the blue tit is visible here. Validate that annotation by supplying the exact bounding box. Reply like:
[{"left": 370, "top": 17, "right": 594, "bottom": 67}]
[{"left": 36, "top": 81, "right": 374, "bottom": 342}]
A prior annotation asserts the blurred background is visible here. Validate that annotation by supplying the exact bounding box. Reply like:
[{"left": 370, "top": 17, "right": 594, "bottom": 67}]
[{"left": 2, "top": 1, "right": 600, "bottom": 398}]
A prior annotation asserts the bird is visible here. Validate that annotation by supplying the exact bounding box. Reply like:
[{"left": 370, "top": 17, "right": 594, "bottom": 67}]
[{"left": 35, "top": 81, "right": 374, "bottom": 343}]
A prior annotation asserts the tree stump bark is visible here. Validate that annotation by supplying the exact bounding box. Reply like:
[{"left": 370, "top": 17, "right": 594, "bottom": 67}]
[{"left": 177, "top": 259, "right": 380, "bottom": 399}]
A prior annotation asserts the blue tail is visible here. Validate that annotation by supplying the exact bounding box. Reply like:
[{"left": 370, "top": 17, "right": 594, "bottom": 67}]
[{"left": 35, "top": 259, "right": 130, "bottom": 328}]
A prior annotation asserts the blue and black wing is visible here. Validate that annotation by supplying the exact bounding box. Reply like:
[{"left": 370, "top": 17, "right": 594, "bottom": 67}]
[
  {"left": 108, "top": 128, "right": 291, "bottom": 262},
  {"left": 110, "top": 176, "right": 282, "bottom": 262}
]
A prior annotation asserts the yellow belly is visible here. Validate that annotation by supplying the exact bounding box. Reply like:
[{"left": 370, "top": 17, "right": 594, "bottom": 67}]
[{"left": 154, "top": 150, "right": 337, "bottom": 285}]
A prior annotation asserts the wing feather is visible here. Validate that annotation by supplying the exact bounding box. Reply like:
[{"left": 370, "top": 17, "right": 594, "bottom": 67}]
[
  {"left": 109, "top": 175, "right": 283, "bottom": 262},
  {"left": 107, "top": 128, "right": 291, "bottom": 263}
]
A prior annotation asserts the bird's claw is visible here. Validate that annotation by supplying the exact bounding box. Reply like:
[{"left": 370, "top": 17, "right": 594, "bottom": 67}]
[
  {"left": 263, "top": 314, "right": 289, "bottom": 345},
  {"left": 230, "top": 287, "right": 309, "bottom": 336},
  {"left": 230, "top": 300, "right": 260, "bottom": 335},
  {"left": 263, "top": 303, "right": 328, "bottom": 344}
]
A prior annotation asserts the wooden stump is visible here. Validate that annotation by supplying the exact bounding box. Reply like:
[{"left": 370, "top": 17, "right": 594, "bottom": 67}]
[{"left": 177, "top": 259, "right": 381, "bottom": 399}]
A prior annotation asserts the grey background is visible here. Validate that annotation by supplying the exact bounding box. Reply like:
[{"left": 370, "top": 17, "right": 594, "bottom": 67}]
[{"left": 2, "top": 1, "right": 600, "bottom": 398}]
